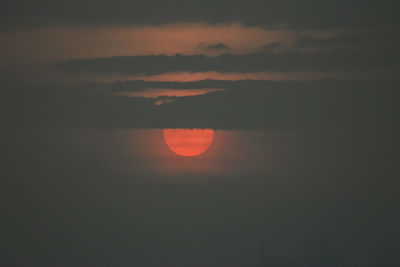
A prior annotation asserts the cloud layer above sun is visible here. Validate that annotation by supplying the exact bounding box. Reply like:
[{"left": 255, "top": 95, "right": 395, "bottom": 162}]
[{"left": 1, "top": 1, "right": 399, "bottom": 130}]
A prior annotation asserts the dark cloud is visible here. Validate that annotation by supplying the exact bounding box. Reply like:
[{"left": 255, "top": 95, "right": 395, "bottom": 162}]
[
  {"left": 0, "top": 83, "right": 158, "bottom": 128},
  {"left": 145, "top": 79, "right": 400, "bottom": 130},
  {"left": 260, "top": 42, "right": 283, "bottom": 51},
  {"left": 55, "top": 49, "right": 400, "bottom": 75},
  {"left": 1, "top": 0, "right": 399, "bottom": 30},
  {"left": 204, "top": 43, "right": 230, "bottom": 50},
  {"left": 3, "top": 79, "right": 399, "bottom": 130},
  {"left": 294, "top": 31, "right": 400, "bottom": 50},
  {"left": 257, "top": 30, "right": 400, "bottom": 54}
]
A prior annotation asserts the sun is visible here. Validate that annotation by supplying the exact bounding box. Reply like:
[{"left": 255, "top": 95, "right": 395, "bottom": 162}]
[{"left": 163, "top": 129, "right": 214, "bottom": 157}]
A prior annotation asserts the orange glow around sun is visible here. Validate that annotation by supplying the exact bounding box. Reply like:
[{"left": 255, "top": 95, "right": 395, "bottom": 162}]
[{"left": 163, "top": 129, "right": 214, "bottom": 157}]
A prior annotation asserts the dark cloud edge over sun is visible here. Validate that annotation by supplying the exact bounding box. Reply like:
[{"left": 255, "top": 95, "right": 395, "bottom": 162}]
[{"left": 2, "top": 79, "right": 399, "bottom": 130}]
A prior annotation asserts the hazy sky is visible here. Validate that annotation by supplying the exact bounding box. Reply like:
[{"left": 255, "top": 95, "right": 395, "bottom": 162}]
[{"left": 1, "top": 0, "right": 399, "bottom": 266}]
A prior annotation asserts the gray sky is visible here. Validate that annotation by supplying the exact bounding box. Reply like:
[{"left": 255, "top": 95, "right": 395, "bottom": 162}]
[{"left": 1, "top": 1, "right": 400, "bottom": 266}]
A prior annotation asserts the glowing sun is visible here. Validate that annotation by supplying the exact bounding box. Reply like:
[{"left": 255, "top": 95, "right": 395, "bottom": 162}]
[{"left": 163, "top": 129, "right": 214, "bottom": 157}]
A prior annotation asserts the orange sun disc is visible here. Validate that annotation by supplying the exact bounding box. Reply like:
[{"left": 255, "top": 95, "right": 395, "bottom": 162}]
[{"left": 163, "top": 129, "right": 214, "bottom": 157}]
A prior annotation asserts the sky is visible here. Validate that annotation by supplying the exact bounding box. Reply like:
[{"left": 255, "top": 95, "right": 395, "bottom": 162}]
[{"left": 1, "top": 0, "right": 400, "bottom": 266}]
